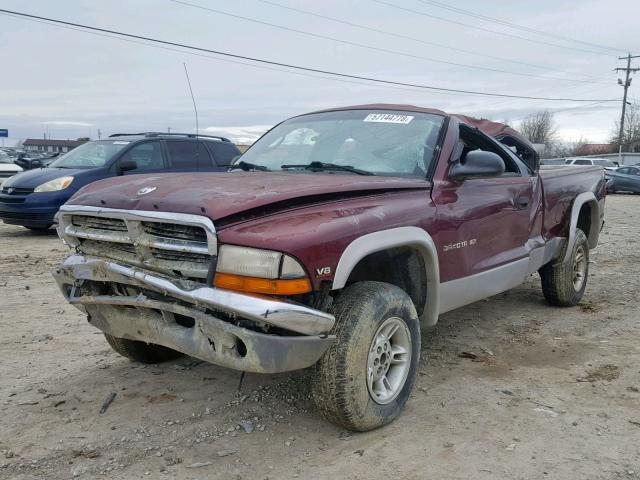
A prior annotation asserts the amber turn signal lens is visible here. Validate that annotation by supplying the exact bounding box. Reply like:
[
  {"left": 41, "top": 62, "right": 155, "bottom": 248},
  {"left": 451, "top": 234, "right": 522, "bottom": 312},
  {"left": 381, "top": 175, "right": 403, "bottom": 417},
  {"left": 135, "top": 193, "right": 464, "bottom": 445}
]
[{"left": 214, "top": 272, "right": 312, "bottom": 295}]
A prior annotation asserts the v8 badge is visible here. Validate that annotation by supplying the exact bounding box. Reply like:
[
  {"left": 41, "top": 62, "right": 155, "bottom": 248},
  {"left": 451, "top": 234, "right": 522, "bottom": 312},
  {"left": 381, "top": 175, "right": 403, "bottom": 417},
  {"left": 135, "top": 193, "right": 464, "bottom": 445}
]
[{"left": 316, "top": 266, "right": 331, "bottom": 276}]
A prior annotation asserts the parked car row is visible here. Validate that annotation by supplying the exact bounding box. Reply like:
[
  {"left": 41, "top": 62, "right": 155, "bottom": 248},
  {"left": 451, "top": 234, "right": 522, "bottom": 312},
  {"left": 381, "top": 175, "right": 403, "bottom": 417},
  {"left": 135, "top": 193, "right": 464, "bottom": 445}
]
[
  {"left": 541, "top": 157, "right": 619, "bottom": 169},
  {"left": 540, "top": 157, "right": 640, "bottom": 194},
  {"left": 14, "top": 152, "right": 61, "bottom": 170},
  {"left": 0, "top": 147, "right": 61, "bottom": 173},
  {"left": 605, "top": 165, "right": 640, "bottom": 194},
  {"left": 0, "top": 132, "right": 241, "bottom": 230},
  {"left": 564, "top": 157, "right": 619, "bottom": 170},
  {"left": 0, "top": 150, "right": 23, "bottom": 186}
]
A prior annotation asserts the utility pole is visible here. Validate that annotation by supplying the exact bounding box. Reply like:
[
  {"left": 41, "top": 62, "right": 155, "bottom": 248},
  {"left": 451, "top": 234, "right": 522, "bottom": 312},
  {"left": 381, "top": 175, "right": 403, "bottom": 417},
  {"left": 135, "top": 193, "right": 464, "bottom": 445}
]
[{"left": 615, "top": 54, "right": 640, "bottom": 163}]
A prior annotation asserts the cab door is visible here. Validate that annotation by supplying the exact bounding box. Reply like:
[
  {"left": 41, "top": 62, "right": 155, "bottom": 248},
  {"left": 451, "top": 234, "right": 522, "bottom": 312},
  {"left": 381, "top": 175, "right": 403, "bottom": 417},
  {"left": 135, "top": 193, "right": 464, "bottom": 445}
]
[{"left": 431, "top": 126, "right": 538, "bottom": 285}]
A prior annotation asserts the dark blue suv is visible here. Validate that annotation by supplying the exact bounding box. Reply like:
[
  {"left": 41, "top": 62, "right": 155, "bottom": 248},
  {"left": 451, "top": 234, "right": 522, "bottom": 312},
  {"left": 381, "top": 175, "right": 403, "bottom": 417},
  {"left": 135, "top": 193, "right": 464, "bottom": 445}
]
[{"left": 0, "top": 132, "right": 241, "bottom": 231}]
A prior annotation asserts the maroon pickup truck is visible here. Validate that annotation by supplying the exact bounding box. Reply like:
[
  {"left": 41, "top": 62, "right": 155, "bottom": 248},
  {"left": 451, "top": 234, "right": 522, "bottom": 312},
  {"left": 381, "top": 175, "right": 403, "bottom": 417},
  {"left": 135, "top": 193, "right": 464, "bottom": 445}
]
[{"left": 53, "top": 105, "right": 605, "bottom": 431}]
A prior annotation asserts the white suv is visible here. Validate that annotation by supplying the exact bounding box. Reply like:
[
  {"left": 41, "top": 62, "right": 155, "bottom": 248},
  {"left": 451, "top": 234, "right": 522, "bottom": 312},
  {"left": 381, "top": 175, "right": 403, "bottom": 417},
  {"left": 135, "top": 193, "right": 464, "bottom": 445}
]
[{"left": 565, "top": 157, "right": 618, "bottom": 170}]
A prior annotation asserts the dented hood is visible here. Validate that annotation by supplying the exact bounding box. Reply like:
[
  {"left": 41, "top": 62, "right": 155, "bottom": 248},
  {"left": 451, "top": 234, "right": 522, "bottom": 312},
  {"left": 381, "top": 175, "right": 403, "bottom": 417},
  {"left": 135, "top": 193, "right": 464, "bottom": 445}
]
[{"left": 67, "top": 172, "right": 430, "bottom": 221}]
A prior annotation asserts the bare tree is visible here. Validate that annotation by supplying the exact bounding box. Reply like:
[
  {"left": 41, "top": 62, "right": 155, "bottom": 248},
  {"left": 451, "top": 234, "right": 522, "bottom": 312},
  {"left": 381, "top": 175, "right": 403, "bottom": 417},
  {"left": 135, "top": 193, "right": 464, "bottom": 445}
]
[
  {"left": 519, "top": 111, "right": 557, "bottom": 145},
  {"left": 546, "top": 138, "right": 592, "bottom": 158},
  {"left": 610, "top": 104, "right": 640, "bottom": 151}
]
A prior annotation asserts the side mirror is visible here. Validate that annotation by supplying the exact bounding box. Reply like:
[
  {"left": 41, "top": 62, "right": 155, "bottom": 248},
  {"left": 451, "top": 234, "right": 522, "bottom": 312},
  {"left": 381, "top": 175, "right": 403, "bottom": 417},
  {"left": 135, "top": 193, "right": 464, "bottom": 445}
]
[
  {"left": 117, "top": 159, "right": 137, "bottom": 174},
  {"left": 450, "top": 150, "right": 505, "bottom": 179}
]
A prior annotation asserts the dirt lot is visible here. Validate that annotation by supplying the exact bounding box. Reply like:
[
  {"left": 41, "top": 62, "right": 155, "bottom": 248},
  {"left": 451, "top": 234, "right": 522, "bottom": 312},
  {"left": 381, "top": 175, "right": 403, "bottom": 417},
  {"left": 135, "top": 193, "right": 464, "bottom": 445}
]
[{"left": 1, "top": 195, "right": 639, "bottom": 480}]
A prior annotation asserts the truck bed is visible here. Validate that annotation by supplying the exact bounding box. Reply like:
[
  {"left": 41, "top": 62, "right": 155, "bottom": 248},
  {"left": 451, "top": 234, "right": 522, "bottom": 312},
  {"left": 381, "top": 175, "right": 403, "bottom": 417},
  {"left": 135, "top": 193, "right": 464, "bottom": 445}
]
[{"left": 539, "top": 164, "right": 605, "bottom": 241}]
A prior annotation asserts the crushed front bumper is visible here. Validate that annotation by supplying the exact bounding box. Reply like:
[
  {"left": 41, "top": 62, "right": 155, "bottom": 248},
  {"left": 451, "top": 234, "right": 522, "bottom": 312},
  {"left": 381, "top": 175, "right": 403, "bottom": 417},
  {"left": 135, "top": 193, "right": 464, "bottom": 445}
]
[{"left": 53, "top": 254, "right": 336, "bottom": 373}]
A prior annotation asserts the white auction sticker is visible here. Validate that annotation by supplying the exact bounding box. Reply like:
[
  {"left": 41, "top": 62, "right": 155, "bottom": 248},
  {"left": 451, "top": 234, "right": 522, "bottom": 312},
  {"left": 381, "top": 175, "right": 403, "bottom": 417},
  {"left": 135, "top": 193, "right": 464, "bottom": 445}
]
[
  {"left": 363, "top": 113, "right": 414, "bottom": 124},
  {"left": 112, "top": 141, "right": 131, "bottom": 145}
]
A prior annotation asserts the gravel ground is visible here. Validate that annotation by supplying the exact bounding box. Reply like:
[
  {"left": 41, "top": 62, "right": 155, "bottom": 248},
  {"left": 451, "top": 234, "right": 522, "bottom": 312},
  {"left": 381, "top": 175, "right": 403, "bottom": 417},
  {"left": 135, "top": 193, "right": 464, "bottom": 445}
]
[{"left": 1, "top": 194, "right": 639, "bottom": 480}]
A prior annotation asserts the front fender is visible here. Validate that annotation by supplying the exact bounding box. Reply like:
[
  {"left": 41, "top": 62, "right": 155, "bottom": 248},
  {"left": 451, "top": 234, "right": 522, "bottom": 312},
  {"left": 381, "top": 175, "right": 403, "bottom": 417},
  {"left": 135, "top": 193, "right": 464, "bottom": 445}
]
[{"left": 331, "top": 226, "right": 440, "bottom": 327}]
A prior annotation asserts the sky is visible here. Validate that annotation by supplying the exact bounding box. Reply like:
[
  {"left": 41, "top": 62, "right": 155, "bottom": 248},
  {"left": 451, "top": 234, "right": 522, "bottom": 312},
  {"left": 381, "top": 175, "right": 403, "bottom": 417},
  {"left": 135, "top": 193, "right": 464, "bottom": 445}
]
[{"left": 0, "top": 0, "right": 638, "bottom": 145}]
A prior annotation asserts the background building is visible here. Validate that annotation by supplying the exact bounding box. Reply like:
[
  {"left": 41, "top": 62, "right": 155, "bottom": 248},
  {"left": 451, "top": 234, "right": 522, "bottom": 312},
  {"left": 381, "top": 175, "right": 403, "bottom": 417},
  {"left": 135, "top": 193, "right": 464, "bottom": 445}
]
[{"left": 22, "top": 138, "right": 87, "bottom": 153}]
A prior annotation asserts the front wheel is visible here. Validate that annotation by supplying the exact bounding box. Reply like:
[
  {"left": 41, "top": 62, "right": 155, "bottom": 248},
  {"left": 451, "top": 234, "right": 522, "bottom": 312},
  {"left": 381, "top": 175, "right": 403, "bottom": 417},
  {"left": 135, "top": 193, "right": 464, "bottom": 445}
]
[
  {"left": 311, "top": 281, "right": 420, "bottom": 431},
  {"left": 104, "top": 333, "right": 183, "bottom": 363},
  {"left": 539, "top": 228, "right": 589, "bottom": 306}
]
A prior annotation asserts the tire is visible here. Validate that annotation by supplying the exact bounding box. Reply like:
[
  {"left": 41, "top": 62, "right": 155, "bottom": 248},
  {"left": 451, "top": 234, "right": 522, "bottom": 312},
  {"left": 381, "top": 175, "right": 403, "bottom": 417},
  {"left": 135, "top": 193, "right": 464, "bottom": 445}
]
[
  {"left": 539, "top": 228, "right": 589, "bottom": 307},
  {"left": 311, "top": 281, "right": 420, "bottom": 432},
  {"left": 103, "top": 333, "right": 183, "bottom": 363}
]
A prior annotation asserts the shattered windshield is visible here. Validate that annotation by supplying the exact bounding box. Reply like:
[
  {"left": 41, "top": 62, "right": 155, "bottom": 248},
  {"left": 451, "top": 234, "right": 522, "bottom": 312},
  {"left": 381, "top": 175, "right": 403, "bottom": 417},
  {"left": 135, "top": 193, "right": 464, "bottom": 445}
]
[{"left": 238, "top": 110, "right": 445, "bottom": 177}]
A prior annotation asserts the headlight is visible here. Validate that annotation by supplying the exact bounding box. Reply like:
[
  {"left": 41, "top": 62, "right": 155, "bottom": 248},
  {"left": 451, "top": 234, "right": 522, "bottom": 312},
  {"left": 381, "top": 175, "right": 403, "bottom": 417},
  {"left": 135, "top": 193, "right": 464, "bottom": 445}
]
[
  {"left": 34, "top": 176, "right": 74, "bottom": 192},
  {"left": 214, "top": 245, "right": 310, "bottom": 295}
]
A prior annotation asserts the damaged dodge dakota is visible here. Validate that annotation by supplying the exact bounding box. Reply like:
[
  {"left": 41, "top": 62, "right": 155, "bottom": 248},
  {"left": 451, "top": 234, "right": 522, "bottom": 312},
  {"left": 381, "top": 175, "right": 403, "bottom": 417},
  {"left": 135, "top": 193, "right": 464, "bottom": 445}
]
[{"left": 52, "top": 104, "right": 606, "bottom": 431}]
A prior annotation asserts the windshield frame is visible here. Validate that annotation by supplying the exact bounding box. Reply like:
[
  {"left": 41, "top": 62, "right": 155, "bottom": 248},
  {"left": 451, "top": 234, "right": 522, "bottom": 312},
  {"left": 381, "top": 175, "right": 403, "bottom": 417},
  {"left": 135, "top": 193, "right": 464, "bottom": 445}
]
[
  {"left": 48, "top": 140, "right": 132, "bottom": 169},
  {"left": 237, "top": 109, "right": 447, "bottom": 179}
]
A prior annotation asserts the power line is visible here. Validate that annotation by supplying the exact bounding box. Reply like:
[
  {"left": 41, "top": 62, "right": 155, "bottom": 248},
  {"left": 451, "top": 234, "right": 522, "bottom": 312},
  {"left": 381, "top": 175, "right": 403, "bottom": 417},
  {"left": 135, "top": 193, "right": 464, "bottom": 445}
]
[
  {"left": 499, "top": 100, "right": 617, "bottom": 126},
  {"left": 414, "top": 0, "right": 623, "bottom": 53},
  {"left": 0, "top": 12, "right": 479, "bottom": 98},
  {"left": 0, "top": 8, "right": 620, "bottom": 103},
  {"left": 486, "top": 82, "right": 616, "bottom": 112},
  {"left": 255, "top": 0, "right": 606, "bottom": 82},
  {"left": 168, "top": 0, "right": 609, "bottom": 85},
  {"left": 552, "top": 100, "right": 618, "bottom": 115},
  {"left": 372, "top": 0, "right": 615, "bottom": 57},
  {"left": 3, "top": 13, "right": 470, "bottom": 96}
]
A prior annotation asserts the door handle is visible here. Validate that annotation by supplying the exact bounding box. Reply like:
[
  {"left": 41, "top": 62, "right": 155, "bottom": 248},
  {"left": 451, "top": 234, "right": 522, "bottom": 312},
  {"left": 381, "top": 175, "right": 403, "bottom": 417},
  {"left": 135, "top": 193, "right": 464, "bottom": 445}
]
[{"left": 517, "top": 196, "right": 529, "bottom": 209}]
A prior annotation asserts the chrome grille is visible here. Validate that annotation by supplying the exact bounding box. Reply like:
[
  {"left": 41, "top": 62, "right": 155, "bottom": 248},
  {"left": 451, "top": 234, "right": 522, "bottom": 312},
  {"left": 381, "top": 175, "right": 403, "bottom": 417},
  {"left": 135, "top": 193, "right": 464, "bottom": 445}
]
[
  {"left": 141, "top": 222, "right": 207, "bottom": 242},
  {"left": 149, "top": 247, "right": 211, "bottom": 264},
  {"left": 57, "top": 206, "right": 217, "bottom": 279},
  {"left": 81, "top": 239, "right": 137, "bottom": 255},
  {"left": 72, "top": 215, "right": 128, "bottom": 232}
]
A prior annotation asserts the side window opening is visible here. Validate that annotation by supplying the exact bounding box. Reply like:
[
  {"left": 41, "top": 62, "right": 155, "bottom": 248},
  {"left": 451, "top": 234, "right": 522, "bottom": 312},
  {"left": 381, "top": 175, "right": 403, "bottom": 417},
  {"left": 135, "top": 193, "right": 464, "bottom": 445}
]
[
  {"left": 457, "top": 126, "right": 520, "bottom": 174},
  {"left": 119, "top": 141, "right": 164, "bottom": 171},
  {"left": 166, "top": 141, "right": 211, "bottom": 169},
  {"left": 496, "top": 135, "right": 538, "bottom": 173}
]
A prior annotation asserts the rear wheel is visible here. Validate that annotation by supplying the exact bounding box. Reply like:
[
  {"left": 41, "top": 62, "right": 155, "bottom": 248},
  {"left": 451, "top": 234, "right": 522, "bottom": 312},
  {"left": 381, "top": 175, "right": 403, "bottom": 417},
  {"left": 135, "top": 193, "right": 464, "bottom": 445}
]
[
  {"left": 311, "top": 281, "right": 420, "bottom": 431},
  {"left": 539, "top": 228, "right": 589, "bottom": 307},
  {"left": 104, "top": 333, "right": 183, "bottom": 363}
]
